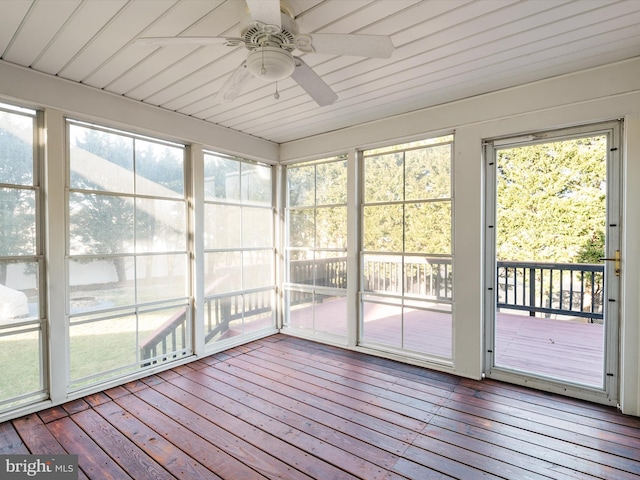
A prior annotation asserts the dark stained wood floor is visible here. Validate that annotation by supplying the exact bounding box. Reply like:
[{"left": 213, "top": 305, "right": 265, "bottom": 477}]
[{"left": 1, "top": 334, "right": 640, "bottom": 479}]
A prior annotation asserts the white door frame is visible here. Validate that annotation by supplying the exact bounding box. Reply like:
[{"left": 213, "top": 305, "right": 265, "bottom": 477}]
[{"left": 483, "top": 120, "right": 622, "bottom": 407}]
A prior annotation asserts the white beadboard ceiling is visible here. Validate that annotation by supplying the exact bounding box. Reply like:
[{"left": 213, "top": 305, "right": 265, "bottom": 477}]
[{"left": 1, "top": 0, "right": 639, "bottom": 144}]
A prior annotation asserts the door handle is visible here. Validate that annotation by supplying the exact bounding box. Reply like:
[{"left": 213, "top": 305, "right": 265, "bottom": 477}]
[{"left": 599, "top": 249, "right": 620, "bottom": 276}]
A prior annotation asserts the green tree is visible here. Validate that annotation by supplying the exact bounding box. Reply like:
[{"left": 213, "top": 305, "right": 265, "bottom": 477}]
[
  {"left": 496, "top": 136, "right": 606, "bottom": 263},
  {"left": 69, "top": 127, "right": 185, "bottom": 282},
  {"left": 0, "top": 113, "right": 35, "bottom": 284},
  {"left": 135, "top": 140, "right": 184, "bottom": 196},
  {"left": 288, "top": 157, "right": 348, "bottom": 250},
  {"left": 69, "top": 128, "right": 134, "bottom": 281},
  {"left": 363, "top": 143, "right": 452, "bottom": 254},
  {"left": 575, "top": 230, "right": 605, "bottom": 300},
  {"left": 576, "top": 230, "right": 605, "bottom": 264}
]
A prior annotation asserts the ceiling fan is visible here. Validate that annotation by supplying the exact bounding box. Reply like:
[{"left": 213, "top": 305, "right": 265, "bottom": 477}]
[{"left": 137, "top": 0, "right": 395, "bottom": 106}]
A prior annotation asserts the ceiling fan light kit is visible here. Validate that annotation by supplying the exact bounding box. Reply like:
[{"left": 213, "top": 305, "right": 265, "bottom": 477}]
[
  {"left": 246, "top": 46, "right": 295, "bottom": 81},
  {"left": 138, "top": 0, "right": 394, "bottom": 106}
]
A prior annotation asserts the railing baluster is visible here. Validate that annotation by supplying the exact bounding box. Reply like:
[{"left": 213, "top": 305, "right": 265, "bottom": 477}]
[
  {"left": 503, "top": 267, "right": 509, "bottom": 305},
  {"left": 497, "top": 260, "right": 603, "bottom": 322},
  {"left": 429, "top": 263, "right": 434, "bottom": 297},
  {"left": 558, "top": 269, "right": 564, "bottom": 311},
  {"left": 529, "top": 267, "right": 536, "bottom": 316},
  {"left": 548, "top": 269, "right": 553, "bottom": 311},
  {"left": 569, "top": 270, "right": 574, "bottom": 311},
  {"left": 444, "top": 263, "right": 449, "bottom": 299},
  {"left": 540, "top": 268, "right": 543, "bottom": 312},
  {"left": 580, "top": 270, "right": 585, "bottom": 314},
  {"left": 590, "top": 271, "right": 596, "bottom": 323}
]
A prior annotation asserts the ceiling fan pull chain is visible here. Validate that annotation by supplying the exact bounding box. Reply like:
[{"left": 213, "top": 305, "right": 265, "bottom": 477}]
[
  {"left": 274, "top": 81, "right": 280, "bottom": 100},
  {"left": 260, "top": 46, "right": 267, "bottom": 76}
]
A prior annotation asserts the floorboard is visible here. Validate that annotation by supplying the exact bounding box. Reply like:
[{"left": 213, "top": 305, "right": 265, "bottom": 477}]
[{"left": 1, "top": 334, "right": 639, "bottom": 479}]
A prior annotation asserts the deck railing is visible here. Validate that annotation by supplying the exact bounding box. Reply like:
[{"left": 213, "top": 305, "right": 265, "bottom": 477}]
[
  {"left": 140, "top": 288, "right": 273, "bottom": 363},
  {"left": 141, "top": 257, "right": 604, "bottom": 362},
  {"left": 289, "top": 257, "right": 348, "bottom": 289},
  {"left": 289, "top": 255, "right": 453, "bottom": 301},
  {"left": 497, "top": 261, "right": 604, "bottom": 323},
  {"left": 362, "top": 256, "right": 452, "bottom": 300},
  {"left": 203, "top": 288, "right": 272, "bottom": 343},
  {"left": 139, "top": 308, "right": 189, "bottom": 366}
]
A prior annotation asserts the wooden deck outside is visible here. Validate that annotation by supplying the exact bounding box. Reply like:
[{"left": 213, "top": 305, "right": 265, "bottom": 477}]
[
  {"left": 493, "top": 312, "right": 604, "bottom": 387},
  {"left": 289, "top": 298, "right": 605, "bottom": 387},
  {"left": 1, "top": 334, "right": 639, "bottom": 479}
]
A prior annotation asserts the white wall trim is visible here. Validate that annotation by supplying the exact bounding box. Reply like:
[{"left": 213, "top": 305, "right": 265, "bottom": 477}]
[
  {"left": 0, "top": 61, "right": 278, "bottom": 163},
  {"left": 621, "top": 114, "right": 640, "bottom": 416}
]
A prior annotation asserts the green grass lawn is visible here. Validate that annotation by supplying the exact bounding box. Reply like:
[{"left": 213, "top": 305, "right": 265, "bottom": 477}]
[
  {"left": 0, "top": 323, "right": 185, "bottom": 404},
  {"left": 0, "top": 332, "right": 136, "bottom": 402},
  {"left": 0, "top": 332, "right": 42, "bottom": 403},
  {"left": 1, "top": 282, "right": 190, "bottom": 408}
]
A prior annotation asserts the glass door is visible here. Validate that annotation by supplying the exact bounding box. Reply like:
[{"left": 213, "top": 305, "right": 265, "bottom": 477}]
[{"left": 485, "top": 122, "right": 621, "bottom": 406}]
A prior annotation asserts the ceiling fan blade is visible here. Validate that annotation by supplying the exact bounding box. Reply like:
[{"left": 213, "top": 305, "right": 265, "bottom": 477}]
[
  {"left": 136, "top": 36, "right": 243, "bottom": 47},
  {"left": 246, "top": 0, "right": 281, "bottom": 28},
  {"left": 291, "top": 57, "right": 338, "bottom": 107},
  {"left": 295, "top": 34, "right": 394, "bottom": 58},
  {"left": 214, "top": 61, "right": 253, "bottom": 104}
]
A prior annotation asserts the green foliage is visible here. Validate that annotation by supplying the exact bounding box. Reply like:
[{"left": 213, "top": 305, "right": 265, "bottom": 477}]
[
  {"left": 0, "top": 112, "right": 36, "bottom": 284},
  {"left": 204, "top": 154, "right": 238, "bottom": 200},
  {"left": 576, "top": 230, "right": 605, "bottom": 263},
  {"left": 287, "top": 158, "right": 348, "bottom": 250},
  {"left": 496, "top": 136, "right": 607, "bottom": 262},
  {"left": 575, "top": 230, "right": 605, "bottom": 295},
  {"left": 362, "top": 142, "right": 452, "bottom": 255},
  {"left": 69, "top": 126, "right": 135, "bottom": 267},
  {"left": 69, "top": 126, "right": 186, "bottom": 280},
  {"left": 0, "top": 121, "right": 33, "bottom": 185},
  {"left": 135, "top": 139, "right": 184, "bottom": 196}
]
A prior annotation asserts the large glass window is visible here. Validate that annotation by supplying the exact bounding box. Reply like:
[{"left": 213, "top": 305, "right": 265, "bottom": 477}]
[
  {"left": 0, "top": 103, "right": 46, "bottom": 412},
  {"left": 67, "top": 121, "right": 189, "bottom": 390},
  {"left": 361, "top": 136, "right": 453, "bottom": 358},
  {"left": 203, "top": 152, "right": 275, "bottom": 344},
  {"left": 285, "top": 155, "right": 348, "bottom": 339}
]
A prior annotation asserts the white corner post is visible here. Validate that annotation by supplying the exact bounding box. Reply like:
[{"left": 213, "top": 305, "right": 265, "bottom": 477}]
[
  {"left": 190, "top": 144, "right": 206, "bottom": 357},
  {"left": 346, "top": 148, "right": 360, "bottom": 348},
  {"left": 43, "top": 108, "right": 68, "bottom": 404}
]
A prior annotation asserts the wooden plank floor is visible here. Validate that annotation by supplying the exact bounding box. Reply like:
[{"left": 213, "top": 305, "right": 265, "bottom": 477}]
[{"left": 2, "top": 334, "right": 640, "bottom": 479}]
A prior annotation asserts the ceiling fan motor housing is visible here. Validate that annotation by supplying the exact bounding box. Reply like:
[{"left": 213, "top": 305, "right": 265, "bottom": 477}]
[
  {"left": 240, "top": 8, "right": 299, "bottom": 81},
  {"left": 239, "top": 4, "right": 298, "bottom": 43}
]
